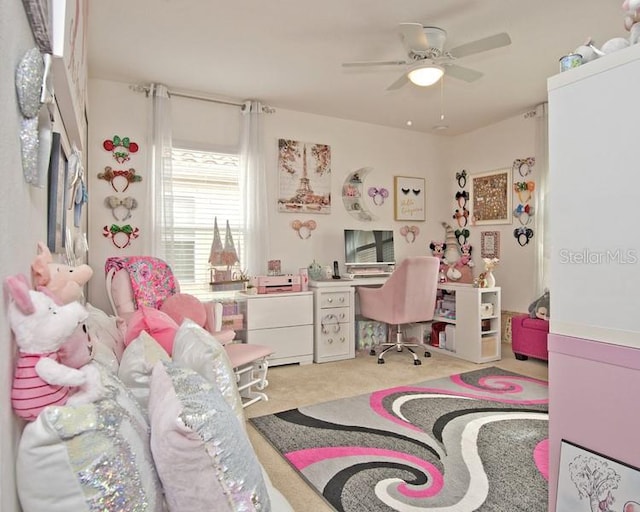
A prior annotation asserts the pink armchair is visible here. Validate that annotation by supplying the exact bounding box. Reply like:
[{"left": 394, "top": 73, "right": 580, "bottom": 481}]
[{"left": 357, "top": 256, "right": 440, "bottom": 365}]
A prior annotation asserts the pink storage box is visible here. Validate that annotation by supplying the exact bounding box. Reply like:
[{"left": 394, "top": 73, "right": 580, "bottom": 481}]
[{"left": 511, "top": 314, "right": 549, "bottom": 361}]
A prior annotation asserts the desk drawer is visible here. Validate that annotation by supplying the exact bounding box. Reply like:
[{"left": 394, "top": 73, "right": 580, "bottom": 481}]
[
  {"left": 320, "top": 307, "right": 350, "bottom": 328},
  {"left": 317, "top": 323, "right": 351, "bottom": 358},
  {"left": 319, "top": 291, "right": 350, "bottom": 308}
]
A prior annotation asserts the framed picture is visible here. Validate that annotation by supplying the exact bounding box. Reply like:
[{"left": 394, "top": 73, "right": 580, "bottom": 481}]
[
  {"left": 21, "top": 0, "right": 52, "bottom": 52},
  {"left": 470, "top": 168, "right": 512, "bottom": 225},
  {"left": 47, "top": 132, "right": 68, "bottom": 254},
  {"left": 481, "top": 231, "right": 500, "bottom": 259},
  {"left": 394, "top": 176, "right": 426, "bottom": 221},
  {"left": 277, "top": 139, "right": 331, "bottom": 214},
  {"left": 556, "top": 439, "right": 640, "bottom": 511}
]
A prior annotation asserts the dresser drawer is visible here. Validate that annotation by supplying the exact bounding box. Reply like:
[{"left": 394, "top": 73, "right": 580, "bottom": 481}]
[
  {"left": 317, "top": 325, "right": 351, "bottom": 358},
  {"left": 319, "top": 307, "right": 350, "bottom": 328},
  {"left": 319, "top": 291, "right": 350, "bottom": 308},
  {"left": 246, "top": 293, "right": 313, "bottom": 330}
]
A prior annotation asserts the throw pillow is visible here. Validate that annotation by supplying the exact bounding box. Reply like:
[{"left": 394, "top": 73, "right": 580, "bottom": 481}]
[
  {"left": 85, "top": 302, "right": 126, "bottom": 361},
  {"left": 160, "top": 293, "right": 207, "bottom": 327},
  {"left": 148, "top": 361, "right": 271, "bottom": 512},
  {"left": 125, "top": 305, "right": 179, "bottom": 355},
  {"left": 118, "top": 330, "right": 171, "bottom": 412},
  {"left": 171, "top": 319, "right": 244, "bottom": 428},
  {"left": 17, "top": 362, "right": 165, "bottom": 512}
]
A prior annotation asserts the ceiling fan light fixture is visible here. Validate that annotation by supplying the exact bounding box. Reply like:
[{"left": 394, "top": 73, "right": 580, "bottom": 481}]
[{"left": 407, "top": 63, "right": 444, "bottom": 86}]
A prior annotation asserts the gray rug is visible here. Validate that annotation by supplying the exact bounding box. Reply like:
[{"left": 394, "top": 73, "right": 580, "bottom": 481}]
[{"left": 251, "top": 367, "right": 549, "bottom": 512}]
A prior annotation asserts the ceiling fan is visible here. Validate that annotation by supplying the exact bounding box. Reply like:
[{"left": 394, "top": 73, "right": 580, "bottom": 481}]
[{"left": 342, "top": 23, "right": 511, "bottom": 90}]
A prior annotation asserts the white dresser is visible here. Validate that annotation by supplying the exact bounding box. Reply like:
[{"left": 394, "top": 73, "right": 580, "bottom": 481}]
[
  {"left": 240, "top": 291, "right": 314, "bottom": 366},
  {"left": 309, "top": 281, "right": 356, "bottom": 363}
]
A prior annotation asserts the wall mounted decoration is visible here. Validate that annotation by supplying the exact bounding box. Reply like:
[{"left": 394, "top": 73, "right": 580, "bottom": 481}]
[
  {"left": 394, "top": 176, "right": 426, "bottom": 221},
  {"left": 456, "top": 169, "right": 467, "bottom": 188},
  {"left": 97, "top": 166, "right": 142, "bottom": 192},
  {"left": 278, "top": 138, "right": 331, "bottom": 213},
  {"left": 104, "top": 196, "right": 138, "bottom": 222},
  {"left": 455, "top": 228, "right": 470, "bottom": 246},
  {"left": 399, "top": 225, "right": 420, "bottom": 243},
  {"left": 103, "top": 136, "right": 139, "bottom": 163},
  {"left": 47, "top": 132, "right": 67, "bottom": 253},
  {"left": 556, "top": 439, "right": 640, "bottom": 512},
  {"left": 513, "top": 203, "right": 535, "bottom": 225},
  {"left": 103, "top": 224, "right": 140, "bottom": 249},
  {"left": 452, "top": 207, "right": 469, "bottom": 228},
  {"left": 512, "top": 157, "right": 535, "bottom": 177},
  {"left": 455, "top": 190, "right": 469, "bottom": 208},
  {"left": 480, "top": 231, "right": 500, "bottom": 259},
  {"left": 513, "top": 180, "right": 535, "bottom": 204},
  {"left": 513, "top": 227, "right": 534, "bottom": 246},
  {"left": 368, "top": 186, "right": 389, "bottom": 206},
  {"left": 291, "top": 219, "right": 317, "bottom": 239},
  {"left": 51, "top": 0, "right": 89, "bottom": 150},
  {"left": 342, "top": 168, "right": 376, "bottom": 221},
  {"left": 21, "top": 0, "right": 52, "bottom": 52},
  {"left": 470, "top": 168, "right": 512, "bottom": 225}
]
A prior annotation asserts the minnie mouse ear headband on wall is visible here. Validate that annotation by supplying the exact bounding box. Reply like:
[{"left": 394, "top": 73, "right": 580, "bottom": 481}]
[
  {"left": 400, "top": 225, "right": 419, "bottom": 243},
  {"left": 103, "top": 224, "right": 140, "bottom": 249},
  {"left": 513, "top": 203, "right": 535, "bottom": 225},
  {"left": 513, "top": 227, "right": 534, "bottom": 246},
  {"left": 456, "top": 170, "right": 467, "bottom": 188},
  {"left": 513, "top": 181, "right": 535, "bottom": 204},
  {"left": 104, "top": 196, "right": 138, "bottom": 221},
  {"left": 453, "top": 207, "right": 469, "bottom": 228},
  {"left": 455, "top": 228, "right": 470, "bottom": 245},
  {"left": 292, "top": 219, "right": 317, "bottom": 239},
  {"left": 15, "top": 47, "right": 54, "bottom": 187},
  {"left": 103, "top": 136, "right": 139, "bottom": 164},
  {"left": 97, "top": 167, "right": 143, "bottom": 192},
  {"left": 455, "top": 190, "right": 469, "bottom": 208},
  {"left": 512, "top": 157, "right": 535, "bottom": 177},
  {"left": 367, "top": 187, "right": 389, "bottom": 206}
]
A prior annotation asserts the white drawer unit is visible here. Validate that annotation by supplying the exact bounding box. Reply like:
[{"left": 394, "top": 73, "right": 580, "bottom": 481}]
[
  {"left": 310, "top": 282, "right": 355, "bottom": 363},
  {"left": 241, "top": 291, "right": 314, "bottom": 366}
]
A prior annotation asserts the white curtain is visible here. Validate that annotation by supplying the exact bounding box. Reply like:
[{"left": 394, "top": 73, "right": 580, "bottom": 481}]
[
  {"left": 534, "top": 102, "right": 549, "bottom": 295},
  {"left": 149, "top": 84, "right": 174, "bottom": 261},
  {"left": 240, "top": 100, "right": 269, "bottom": 275}
]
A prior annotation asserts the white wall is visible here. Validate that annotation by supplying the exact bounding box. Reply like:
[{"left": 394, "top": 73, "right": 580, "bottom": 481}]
[
  {"left": 1, "top": 1, "right": 53, "bottom": 510},
  {"left": 446, "top": 113, "right": 539, "bottom": 313}
]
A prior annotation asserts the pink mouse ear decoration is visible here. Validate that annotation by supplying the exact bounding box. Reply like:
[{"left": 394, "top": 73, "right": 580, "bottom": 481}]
[
  {"left": 399, "top": 225, "right": 420, "bottom": 243},
  {"left": 367, "top": 187, "right": 389, "bottom": 206},
  {"left": 291, "top": 219, "right": 317, "bottom": 239}
]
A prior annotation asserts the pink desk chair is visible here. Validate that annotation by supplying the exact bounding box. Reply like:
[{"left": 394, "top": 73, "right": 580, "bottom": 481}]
[
  {"left": 105, "top": 256, "right": 272, "bottom": 407},
  {"left": 357, "top": 256, "right": 440, "bottom": 365}
]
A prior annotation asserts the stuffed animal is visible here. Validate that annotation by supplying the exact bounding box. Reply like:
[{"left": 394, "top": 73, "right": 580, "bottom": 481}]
[
  {"left": 31, "top": 241, "right": 93, "bottom": 305},
  {"left": 528, "top": 290, "right": 550, "bottom": 321},
  {"left": 6, "top": 274, "right": 102, "bottom": 421},
  {"left": 623, "top": 0, "right": 640, "bottom": 44},
  {"left": 456, "top": 243, "right": 475, "bottom": 268}
]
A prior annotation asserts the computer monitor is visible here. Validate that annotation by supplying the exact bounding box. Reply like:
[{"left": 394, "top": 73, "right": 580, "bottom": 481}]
[{"left": 344, "top": 229, "right": 395, "bottom": 267}]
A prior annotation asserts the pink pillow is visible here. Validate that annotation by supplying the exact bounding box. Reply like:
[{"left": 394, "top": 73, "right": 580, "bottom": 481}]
[
  {"left": 160, "top": 293, "right": 206, "bottom": 328},
  {"left": 125, "top": 306, "right": 179, "bottom": 355}
]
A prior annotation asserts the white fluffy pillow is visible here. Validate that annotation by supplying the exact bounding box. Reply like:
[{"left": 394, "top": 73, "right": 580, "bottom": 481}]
[
  {"left": 118, "top": 331, "right": 171, "bottom": 412},
  {"left": 85, "top": 303, "right": 127, "bottom": 361},
  {"left": 171, "top": 319, "right": 244, "bottom": 428},
  {"left": 17, "top": 363, "right": 165, "bottom": 512}
]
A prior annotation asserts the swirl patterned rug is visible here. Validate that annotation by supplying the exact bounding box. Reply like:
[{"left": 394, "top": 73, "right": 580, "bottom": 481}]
[{"left": 250, "top": 367, "right": 549, "bottom": 512}]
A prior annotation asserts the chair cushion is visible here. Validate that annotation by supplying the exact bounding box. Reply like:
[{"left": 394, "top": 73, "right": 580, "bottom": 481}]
[
  {"left": 148, "top": 361, "right": 271, "bottom": 512},
  {"left": 521, "top": 317, "right": 550, "bottom": 332},
  {"left": 124, "top": 306, "right": 179, "bottom": 355},
  {"left": 160, "top": 293, "right": 207, "bottom": 327}
]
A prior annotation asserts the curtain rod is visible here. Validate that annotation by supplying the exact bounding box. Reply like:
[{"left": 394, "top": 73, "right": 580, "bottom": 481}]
[{"left": 129, "top": 84, "right": 275, "bottom": 112}]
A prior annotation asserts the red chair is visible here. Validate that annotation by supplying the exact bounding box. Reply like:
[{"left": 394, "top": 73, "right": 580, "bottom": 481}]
[{"left": 357, "top": 256, "right": 440, "bottom": 365}]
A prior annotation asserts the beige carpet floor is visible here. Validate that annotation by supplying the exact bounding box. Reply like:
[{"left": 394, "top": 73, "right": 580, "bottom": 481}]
[{"left": 245, "top": 344, "right": 549, "bottom": 512}]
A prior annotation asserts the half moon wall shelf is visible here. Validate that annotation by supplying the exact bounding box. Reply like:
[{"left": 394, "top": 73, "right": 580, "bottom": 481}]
[{"left": 342, "top": 167, "right": 377, "bottom": 221}]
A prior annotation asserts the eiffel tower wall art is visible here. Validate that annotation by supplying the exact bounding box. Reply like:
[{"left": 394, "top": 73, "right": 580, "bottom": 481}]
[{"left": 277, "top": 139, "right": 331, "bottom": 214}]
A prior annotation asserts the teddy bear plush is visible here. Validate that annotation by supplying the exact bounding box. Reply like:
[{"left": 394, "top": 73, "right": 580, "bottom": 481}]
[
  {"left": 30, "top": 241, "right": 93, "bottom": 305},
  {"left": 6, "top": 274, "right": 103, "bottom": 421}
]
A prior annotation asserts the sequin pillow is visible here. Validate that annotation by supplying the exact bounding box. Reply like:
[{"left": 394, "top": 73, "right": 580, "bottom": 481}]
[
  {"left": 171, "top": 319, "right": 244, "bottom": 429},
  {"left": 148, "top": 361, "right": 271, "bottom": 512},
  {"left": 118, "top": 330, "right": 171, "bottom": 413},
  {"left": 17, "top": 363, "right": 165, "bottom": 512}
]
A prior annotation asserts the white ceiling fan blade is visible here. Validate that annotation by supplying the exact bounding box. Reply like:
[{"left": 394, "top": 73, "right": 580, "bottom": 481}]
[
  {"left": 342, "top": 60, "right": 408, "bottom": 68},
  {"left": 448, "top": 32, "right": 511, "bottom": 59},
  {"left": 443, "top": 63, "right": 483, "bottom": 82},
  {"left": 386, "top": 73, "right": 409, "bottom": 91},
  {"left": 398, "top": 22, "right": 430, "bottom": 52}
]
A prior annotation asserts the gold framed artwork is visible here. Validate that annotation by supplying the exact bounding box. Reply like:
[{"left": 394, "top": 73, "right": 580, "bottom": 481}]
[
  {"left": 470, "top": 168, "right": 512, "bottom": 225},
  {"left": 480, "top": 231, "right": 500, "bottom": 259},
  {"left": 393, "top": 176, "right": 426, "bottom": 221}
]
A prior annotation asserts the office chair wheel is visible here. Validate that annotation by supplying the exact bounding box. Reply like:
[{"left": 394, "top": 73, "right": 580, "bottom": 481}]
[
  {"left": 378, "top": 358, "right": 385, "bottom": 364},
  {"left": 424, "top": 351, "right": 432, "bottom": 358},
  {"left": 414, "top": 359, "right": 422, "bottom": 366},
  {"left": 370, "top": 349, "right": 377, "bottom": 356}
]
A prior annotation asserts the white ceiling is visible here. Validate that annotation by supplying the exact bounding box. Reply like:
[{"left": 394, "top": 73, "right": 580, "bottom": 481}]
[{"left": 88, "top": 1, "right": 628, "bottom": 136}]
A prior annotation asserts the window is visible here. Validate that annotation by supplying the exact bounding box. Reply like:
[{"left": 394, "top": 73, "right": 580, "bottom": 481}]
[{"left": 168, "top": 146, "right": 243, "bottom": 300}]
